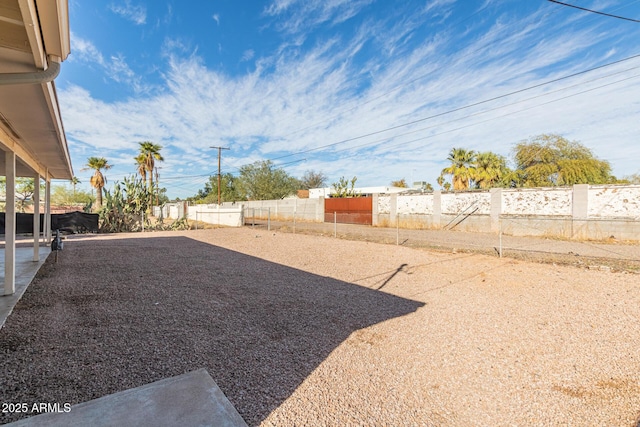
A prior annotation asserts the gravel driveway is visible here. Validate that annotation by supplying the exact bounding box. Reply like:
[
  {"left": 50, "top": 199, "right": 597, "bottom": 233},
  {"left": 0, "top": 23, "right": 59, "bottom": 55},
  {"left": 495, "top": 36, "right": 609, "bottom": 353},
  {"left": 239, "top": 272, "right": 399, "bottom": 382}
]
[{"left": 1, "top": 228, "right": 639, "bottom": 426}]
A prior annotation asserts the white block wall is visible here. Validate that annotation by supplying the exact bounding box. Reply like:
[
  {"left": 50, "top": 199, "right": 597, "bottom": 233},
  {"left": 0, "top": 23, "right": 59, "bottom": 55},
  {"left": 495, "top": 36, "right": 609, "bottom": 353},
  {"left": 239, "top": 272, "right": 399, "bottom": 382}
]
[{"left": 588, "top": 185, "right": 640, "bottom": 219}]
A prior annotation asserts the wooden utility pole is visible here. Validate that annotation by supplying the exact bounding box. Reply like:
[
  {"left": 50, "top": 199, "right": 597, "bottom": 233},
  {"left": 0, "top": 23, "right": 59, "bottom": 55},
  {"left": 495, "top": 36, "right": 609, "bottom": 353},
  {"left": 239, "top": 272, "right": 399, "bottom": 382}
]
[
  {"left": 210, "top": 146, "right": 229, "bottom": 205},
  {"left": 154, "top": 167, "right": 162, "bottom": 206}
]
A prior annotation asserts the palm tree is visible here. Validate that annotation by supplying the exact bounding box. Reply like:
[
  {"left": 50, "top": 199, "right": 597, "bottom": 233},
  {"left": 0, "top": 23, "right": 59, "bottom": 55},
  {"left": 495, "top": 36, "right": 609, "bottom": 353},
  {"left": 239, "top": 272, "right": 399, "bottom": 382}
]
[
  {"left": 440, "top": 148, "right": 476, "bottom": 190},
  {"left": 473, "top": 152, "right": 505, "bottom": 189},
  {"left": 138, "top": 142, "right": 163, "bottom": 190},
  {"left": 70, "top": 176, "right": 80, "bottom": 196},
  {"left": 83, "top": 157, "right": 111, "bottom": 209},
  {"left": 138, "top": 141, "right": 163, "bottom": 205}
]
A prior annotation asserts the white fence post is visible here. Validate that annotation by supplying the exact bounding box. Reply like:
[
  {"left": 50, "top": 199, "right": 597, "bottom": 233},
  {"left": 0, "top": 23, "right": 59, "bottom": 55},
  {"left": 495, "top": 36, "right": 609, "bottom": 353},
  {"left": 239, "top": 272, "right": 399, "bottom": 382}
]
[{"left": 499, "top": 218, "right": 503, "bottom": 258}]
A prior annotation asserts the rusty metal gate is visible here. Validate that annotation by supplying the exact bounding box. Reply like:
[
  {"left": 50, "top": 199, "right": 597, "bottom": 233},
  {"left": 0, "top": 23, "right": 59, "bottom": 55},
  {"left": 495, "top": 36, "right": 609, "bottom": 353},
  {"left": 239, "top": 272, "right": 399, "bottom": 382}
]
[{"left": 324, "top": 197, "right": 372, "bottom": 225}]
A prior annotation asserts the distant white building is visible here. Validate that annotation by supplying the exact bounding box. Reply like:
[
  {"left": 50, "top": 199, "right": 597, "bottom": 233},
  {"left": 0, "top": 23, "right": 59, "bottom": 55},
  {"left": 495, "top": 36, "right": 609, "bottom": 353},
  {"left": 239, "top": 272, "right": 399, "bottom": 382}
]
[{"left": 309, "top": 186, "right": 407, "bottom": 198}]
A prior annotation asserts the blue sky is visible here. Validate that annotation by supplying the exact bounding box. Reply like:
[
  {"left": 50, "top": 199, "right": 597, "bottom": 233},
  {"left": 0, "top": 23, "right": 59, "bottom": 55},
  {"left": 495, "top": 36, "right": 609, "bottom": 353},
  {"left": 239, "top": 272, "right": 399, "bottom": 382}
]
[{"left": 57, "top": 0, "right": 640, "bottom": 199}]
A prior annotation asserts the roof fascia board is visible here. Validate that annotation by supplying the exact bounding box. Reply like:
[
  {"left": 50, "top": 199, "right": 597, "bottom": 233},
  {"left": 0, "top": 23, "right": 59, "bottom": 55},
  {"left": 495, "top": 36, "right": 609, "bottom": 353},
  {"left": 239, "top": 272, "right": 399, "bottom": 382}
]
[
  {"left": 17, "top": 0, "right": 46, "bottom": 69},
  {"left": 41, "top": 79, "right": 73, "bottom": 178},
  {"left": 56, "top": 0, "right": 70, "bottom": 60},
  {"left": 34, "top": 0, "right": 70, "bottom": 61}
]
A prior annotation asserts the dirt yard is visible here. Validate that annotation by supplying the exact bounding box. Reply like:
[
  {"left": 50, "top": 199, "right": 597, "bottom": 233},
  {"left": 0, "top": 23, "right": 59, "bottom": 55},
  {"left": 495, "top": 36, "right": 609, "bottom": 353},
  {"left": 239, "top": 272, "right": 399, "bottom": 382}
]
[{"left": 1, "top": 228, "right": 639, "bottom": 426}]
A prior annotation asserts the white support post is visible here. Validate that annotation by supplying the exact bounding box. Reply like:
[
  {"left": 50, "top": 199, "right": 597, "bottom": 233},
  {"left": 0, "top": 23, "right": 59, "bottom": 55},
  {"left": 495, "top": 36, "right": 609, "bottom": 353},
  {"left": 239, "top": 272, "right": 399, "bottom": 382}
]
[
  {"left": 33, "top": 174, "right": 40, "bottom": 261},
  {"left": 4, "top": 151, "right": 16, "bottom": 295},
  {"left": 42, "top": 174, "right": 48, "bottom": 244},
  {"left": 45, "top": 177, "right": 51, "bottom": 243}
]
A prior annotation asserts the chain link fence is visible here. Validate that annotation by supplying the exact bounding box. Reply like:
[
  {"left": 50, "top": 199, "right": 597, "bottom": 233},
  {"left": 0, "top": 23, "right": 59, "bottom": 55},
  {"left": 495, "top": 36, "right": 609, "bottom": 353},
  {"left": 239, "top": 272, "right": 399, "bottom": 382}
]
[{"left": 242, "top": 210, "right": 640, "bottom": 273}]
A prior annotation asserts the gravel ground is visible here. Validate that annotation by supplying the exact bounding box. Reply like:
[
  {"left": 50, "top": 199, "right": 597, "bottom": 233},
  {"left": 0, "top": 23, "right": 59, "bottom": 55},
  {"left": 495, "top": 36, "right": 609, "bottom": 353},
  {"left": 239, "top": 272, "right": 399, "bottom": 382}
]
[{"left": 1, "top": 228, "right": 639, "bottom": 426}]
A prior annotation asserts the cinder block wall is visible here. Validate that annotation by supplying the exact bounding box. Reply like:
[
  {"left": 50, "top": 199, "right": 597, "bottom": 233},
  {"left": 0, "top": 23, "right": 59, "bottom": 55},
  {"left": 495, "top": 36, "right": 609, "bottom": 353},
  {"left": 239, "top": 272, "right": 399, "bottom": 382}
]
[
  {"left": 157, "top": 185, "right": 640, "bottom": 239},
  {"left": 374, "top": 185, "right": 640, "bottom": 240}
]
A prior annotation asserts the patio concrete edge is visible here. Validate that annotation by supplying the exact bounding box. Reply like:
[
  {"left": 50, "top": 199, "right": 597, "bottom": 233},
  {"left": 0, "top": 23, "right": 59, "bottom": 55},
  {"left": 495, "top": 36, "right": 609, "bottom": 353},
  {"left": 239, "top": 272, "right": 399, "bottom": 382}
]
[{"left": 5, "top": 368, "right": 248, "bottom": 427}]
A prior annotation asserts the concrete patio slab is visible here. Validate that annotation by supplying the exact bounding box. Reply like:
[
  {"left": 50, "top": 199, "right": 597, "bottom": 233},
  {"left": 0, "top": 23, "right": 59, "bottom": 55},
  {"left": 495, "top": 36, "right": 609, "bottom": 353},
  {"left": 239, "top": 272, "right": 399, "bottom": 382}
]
[
  {"left": 5, "top": 369, "right": 248, "bottom": 427},
  {"left": 0, "top": 247, "right": 50, "bottom": 330}
]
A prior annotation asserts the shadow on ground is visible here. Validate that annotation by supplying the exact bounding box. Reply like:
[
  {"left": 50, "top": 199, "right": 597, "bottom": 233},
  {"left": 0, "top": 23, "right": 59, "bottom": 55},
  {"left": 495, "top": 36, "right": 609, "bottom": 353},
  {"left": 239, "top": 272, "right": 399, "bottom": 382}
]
[{"left": 0, "top": 236, "right": 423, "bottom": 425}]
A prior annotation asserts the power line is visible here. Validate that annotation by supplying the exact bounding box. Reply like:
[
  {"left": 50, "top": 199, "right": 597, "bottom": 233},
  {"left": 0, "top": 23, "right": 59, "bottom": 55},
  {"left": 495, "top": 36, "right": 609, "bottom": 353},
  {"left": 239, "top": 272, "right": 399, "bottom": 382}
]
[
  {"left": 189, "top": 69, "right": 639, "bottom": 194},
  {"left": 264, "top": 71, "right": 636, "bottom": 178},
  {"left": 160, "top": 172, "right": 214, "bottom": 181},
  {"left": 201, "top": 23, "right": 640, "bottom": 192},
  {"left": 161, "top": 157, "right": 306, "bottom": 184},
  {"left": 257, "top": 63, "right": 639, "bottom": 169},
  {"left": 193, "top": 60, "right": 640, "bottom": 190},
  {"left": 142, "top": 12, "right": 640, "bottom": 196},
  {"left": 547, "top": 0, "right": 640, "bottom": 23},
  {"left": 274, "top": 2, "right": 498, "bottom": 139},
  {"left": 356, "top": 74, "right": 640, "bottom": 160},
  {"left": 266, "top": 0, "right": 628, "bottom": 143},
  {"left": 319, "top": 68, "right": 640, "bottom": 159},
  {"left": 268, "top": 53, "right": 640, "bottom": 162}
]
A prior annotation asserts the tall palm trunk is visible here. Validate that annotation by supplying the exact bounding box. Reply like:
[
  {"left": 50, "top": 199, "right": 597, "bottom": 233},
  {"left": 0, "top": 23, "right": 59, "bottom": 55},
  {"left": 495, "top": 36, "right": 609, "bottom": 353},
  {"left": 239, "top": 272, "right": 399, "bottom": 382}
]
[
  {"left": 96, "top": 186, "right": 103, "bottom": 208},
  {"left": 138, "top": 141, "right": 163, "bottom": 210}
]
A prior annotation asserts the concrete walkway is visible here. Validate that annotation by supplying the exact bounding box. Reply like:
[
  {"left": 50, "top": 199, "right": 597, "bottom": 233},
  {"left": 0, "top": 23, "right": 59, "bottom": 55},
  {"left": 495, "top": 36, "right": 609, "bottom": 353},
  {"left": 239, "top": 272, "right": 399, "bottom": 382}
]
[
  {"left": 5, "top": 369, "right": 248, "bottom": 427},
  {"left": 0, "top": 246, "right": 50, "bottom": 329}
]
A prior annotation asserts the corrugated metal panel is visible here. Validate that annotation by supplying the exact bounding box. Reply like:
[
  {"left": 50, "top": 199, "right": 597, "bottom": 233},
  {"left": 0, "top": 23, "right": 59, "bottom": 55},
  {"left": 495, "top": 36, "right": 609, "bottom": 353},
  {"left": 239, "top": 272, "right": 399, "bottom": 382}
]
[{"left": 324, "top": 197, "right": 372, "bottom": 225}]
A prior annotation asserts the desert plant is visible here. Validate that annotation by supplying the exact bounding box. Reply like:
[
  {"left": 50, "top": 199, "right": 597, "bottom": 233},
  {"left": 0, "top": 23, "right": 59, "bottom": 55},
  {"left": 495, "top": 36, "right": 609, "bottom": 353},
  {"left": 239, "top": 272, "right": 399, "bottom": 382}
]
[
  {"left": 99, "top": 175, "right": 190, "bottom": 233},
  {"left": 331, "top": 176, "right": 359, "bottom": 198},
  {"left": 99, "top": 175, "right": 151, "bottom": 232}
]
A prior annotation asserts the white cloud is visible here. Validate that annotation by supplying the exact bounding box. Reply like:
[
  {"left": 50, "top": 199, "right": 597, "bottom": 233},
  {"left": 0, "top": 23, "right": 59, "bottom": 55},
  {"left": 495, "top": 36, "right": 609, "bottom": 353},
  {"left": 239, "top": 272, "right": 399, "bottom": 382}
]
[
  {"left": 241, "top": 49, "right": 255, "bottom": 62},
  {"left": 108, "top": 54, "right": 134, "bottom": 82},
  {"left": 109, "top": 0, "right": 147, "bottom": 25},
  {"left": 69, "top": 32, "right": 105, "bottom": 66},
  {"left": 212, "top": 14, "right": 220, "bottom": 26},
  {"left": 423, "top": 0, "right": 456, "bottom": 16},
  {"left": 107, "top": 53, "right": 153, "bottom": 94},
  {"left": 69, "top": 32, "right": 152, "bottom": 94},
  {"left": 264, "top": 0, "right": 299, "bottom": 16},
  {"left": 161, "top": 37, "right": 194, "bottom": 57},
  {"left": 264, "top": 0, "right": 375, "bottom": 34}
]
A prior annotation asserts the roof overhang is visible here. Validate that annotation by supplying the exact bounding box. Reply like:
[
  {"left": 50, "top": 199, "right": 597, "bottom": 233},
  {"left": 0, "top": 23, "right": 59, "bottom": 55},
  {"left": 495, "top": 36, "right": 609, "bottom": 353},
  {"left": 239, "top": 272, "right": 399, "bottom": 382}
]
[{"left": 0, "top": 0, "right": 72, "bottom": 179}]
